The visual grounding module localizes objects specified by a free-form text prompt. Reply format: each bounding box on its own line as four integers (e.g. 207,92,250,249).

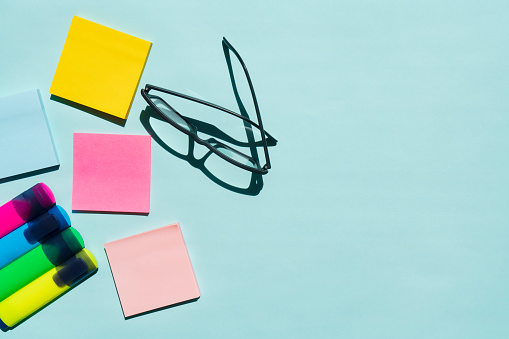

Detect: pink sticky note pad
72,133,151,214
104,223,200,317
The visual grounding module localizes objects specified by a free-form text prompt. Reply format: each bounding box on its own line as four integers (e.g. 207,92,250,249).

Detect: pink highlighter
0,183,55,239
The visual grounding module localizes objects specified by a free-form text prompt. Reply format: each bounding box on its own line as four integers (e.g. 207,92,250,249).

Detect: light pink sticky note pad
104,223,200,317
72,133,151,213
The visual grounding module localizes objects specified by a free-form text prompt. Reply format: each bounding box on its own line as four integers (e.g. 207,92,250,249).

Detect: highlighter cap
43,227,85,266
32,183,55,209
23,206,71,244
53,249,98,287
12,183,56,222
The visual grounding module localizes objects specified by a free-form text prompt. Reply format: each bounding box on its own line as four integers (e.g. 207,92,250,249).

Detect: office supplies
49,16,152,120
0,183,55,239
0,90,59,182
0,227,84,301
72,133,151,214
0,248,98,330
0,205,71,269
105,223,200,318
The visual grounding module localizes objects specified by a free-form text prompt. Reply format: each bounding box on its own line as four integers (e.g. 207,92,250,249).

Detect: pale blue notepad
0,90,59,181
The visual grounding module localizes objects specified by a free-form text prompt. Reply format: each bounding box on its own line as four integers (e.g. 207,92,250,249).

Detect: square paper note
0,90,59,181
105,224,200,317
72,133,151,213
50,16,151,119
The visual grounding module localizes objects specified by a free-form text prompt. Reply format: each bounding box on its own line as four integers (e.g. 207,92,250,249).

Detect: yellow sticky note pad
50,16,152,119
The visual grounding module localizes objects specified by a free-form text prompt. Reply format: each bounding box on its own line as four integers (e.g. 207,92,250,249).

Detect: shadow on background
50,95,126,127
126,298,199,320
0,165,60,185
140,106,264,196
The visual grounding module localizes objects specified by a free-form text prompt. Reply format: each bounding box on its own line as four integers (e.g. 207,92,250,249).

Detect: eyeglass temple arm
221,37,273,170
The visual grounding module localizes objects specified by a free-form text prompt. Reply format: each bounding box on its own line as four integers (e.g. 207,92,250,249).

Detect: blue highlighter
0,206,71,269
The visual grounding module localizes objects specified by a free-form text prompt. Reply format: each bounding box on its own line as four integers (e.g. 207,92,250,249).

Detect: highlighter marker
0,183,55,239
0,205,71,269
0,248,98,330
0,227,84,301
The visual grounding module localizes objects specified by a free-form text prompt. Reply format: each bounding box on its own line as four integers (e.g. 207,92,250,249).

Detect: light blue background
1,1,509,338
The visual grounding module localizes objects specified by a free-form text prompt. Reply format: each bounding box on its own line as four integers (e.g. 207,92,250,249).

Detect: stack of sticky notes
72,132,152,214
50,16,152,120
105,223,200,318
0,183,98,330
0,90,59,183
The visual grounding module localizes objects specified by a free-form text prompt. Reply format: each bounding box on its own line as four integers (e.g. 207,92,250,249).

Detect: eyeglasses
141,37,277,175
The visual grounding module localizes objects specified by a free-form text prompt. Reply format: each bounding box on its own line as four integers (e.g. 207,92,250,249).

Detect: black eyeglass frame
140,38,276,175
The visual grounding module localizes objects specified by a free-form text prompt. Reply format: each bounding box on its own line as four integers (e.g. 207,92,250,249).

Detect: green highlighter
0,227,84,301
